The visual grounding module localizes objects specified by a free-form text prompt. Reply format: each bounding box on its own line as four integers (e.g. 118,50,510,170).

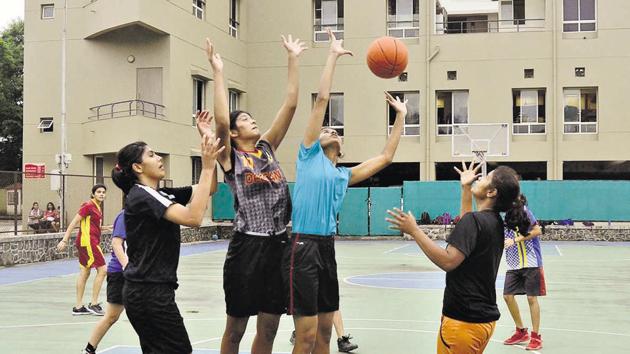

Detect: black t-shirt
442,210,505,323
123,184,193,288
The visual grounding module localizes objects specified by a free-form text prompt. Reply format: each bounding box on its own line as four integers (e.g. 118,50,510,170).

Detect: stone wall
2,224,629,266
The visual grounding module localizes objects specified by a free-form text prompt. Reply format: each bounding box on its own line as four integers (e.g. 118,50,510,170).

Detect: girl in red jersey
57,184,108,316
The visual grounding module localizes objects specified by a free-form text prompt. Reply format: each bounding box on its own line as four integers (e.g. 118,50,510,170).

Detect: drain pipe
425,43,440,181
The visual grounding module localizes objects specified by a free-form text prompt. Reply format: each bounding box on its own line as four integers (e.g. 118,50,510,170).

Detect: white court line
555,244,563,256
0,320,99,329
0,273,76,287
384,244,411,254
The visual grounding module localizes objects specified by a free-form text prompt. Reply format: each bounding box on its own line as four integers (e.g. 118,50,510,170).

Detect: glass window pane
406,29,420,37
501,1,513,21
322,0,338,25
531,124,546,134
407,92,420,125
330,95,344,126
581,91,597,122
563,23,579,32
388,0,396,16
405,126,420,136
564,92,580,122
438,126,452,135
521,90,538,123
580,0,595,20
514,0,525,21
582,124,597,133
564,124,579,133
580,23,596,31
389,29,404,37
436,92,452,125
397,0,413,22
563,0,578,21
453,91,468,124
514,125,529,134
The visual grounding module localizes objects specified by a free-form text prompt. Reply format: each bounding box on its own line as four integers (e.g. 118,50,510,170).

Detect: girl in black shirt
111,112,223,354
387,161,530,354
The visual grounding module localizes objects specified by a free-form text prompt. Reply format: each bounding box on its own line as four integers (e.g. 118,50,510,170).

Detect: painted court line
384,244,411,254
555,244,563,256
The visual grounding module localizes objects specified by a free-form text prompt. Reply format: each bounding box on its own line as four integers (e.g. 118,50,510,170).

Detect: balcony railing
89,100,165,120
435,18,545,34
387,20,420,38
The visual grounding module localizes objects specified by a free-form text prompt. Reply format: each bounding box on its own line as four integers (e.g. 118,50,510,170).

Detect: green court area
1,240,629,353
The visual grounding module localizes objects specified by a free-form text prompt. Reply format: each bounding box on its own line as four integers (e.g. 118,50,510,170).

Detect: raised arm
303,30,353,148
164,133,224,227
386,208,466,272
205,39,231,171
454,159,481,216
261,35,308,150
349,92,407,186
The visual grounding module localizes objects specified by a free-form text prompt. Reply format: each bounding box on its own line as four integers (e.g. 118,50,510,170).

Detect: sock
85,343,96,353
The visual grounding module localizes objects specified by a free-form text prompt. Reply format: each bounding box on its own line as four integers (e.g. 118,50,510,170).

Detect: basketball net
473,150,488,177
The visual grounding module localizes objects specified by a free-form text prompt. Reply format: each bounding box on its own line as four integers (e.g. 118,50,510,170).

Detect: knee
527,296,538,305
297,330,317,349
317,325,333,344
106,313,121,325
226,326,247,344
259,322,279,343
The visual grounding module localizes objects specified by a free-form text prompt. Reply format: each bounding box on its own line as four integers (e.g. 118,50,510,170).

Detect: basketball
366,36,409,79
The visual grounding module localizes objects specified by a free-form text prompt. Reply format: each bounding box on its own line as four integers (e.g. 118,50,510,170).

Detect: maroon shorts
503,267,547,296
76,242,106,269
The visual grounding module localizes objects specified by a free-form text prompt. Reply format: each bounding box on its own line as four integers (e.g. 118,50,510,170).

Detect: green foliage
0,19,24,171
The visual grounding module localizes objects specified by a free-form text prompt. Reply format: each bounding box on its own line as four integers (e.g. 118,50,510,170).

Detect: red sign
24,163,46,178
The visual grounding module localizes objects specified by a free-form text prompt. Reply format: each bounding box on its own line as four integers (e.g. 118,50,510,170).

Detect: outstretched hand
386,208,419,235
454,158,482,187
385,92,408,116
282,34,308,57
200,132,225,168
205,38,223,72
195,110,214,138
327,29,353,57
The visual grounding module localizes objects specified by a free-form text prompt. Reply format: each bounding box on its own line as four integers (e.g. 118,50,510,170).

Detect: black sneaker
72,306,91,316
337,335,358,353
289,330,296,345
87,303,104,316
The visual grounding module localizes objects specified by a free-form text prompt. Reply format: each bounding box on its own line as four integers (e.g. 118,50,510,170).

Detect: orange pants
437,315,496,354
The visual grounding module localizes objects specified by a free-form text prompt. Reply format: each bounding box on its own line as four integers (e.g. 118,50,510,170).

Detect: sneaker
526,332,543,350
337,334,358,353
504,327,530,345
289,330,296,345
72,306,91,316
87,303,104,316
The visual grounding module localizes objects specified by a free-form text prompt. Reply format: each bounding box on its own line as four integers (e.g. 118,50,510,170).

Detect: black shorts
106,272,124,305
223,231,288,317
283,233,339,317
503,267,547,296
123,282,192,354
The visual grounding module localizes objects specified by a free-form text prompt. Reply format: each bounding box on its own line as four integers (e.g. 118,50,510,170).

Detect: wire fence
0,171,171,236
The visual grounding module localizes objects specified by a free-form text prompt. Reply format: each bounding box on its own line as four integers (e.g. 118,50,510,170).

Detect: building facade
23,0,630,221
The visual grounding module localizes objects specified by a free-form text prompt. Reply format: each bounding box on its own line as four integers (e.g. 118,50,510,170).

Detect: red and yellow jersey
73,200,103,248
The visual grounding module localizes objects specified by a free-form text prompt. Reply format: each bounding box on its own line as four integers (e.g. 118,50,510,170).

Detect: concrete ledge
2,223,630,266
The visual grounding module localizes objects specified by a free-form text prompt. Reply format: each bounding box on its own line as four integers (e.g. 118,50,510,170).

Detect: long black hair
490,166,531,235
111,141,147,195
229,110,253,148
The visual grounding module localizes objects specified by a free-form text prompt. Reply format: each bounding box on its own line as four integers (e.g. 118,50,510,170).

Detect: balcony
435,18,545,34
89,100,165,121
83,0,169,39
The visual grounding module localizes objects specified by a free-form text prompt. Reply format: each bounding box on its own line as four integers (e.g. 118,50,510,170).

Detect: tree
0,19,24,171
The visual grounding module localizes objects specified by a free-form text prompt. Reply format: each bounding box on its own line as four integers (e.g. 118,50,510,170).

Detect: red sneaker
527,332,543,350
504,327,530,345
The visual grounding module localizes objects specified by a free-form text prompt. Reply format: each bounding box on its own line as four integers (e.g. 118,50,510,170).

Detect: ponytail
505,195,531,235
490,166,530,233
112,141,147,195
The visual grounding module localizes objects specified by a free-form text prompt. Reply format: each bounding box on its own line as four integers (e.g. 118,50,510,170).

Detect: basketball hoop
452,124,510,176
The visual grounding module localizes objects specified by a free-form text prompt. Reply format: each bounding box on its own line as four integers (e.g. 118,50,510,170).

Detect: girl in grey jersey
204,35,307,354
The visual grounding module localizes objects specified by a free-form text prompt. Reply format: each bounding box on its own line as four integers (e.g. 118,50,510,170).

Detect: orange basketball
366,36,408,79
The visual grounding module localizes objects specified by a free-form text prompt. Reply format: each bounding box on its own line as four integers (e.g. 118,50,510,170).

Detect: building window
192,0,205,20
38,118,54,133
436,91,468,135
500,0,526,25
447,71,457,80
229,0,240,38
563,0,596,32
564,88,597,134
41,4,54,19
388,91,420,136
387,0,419,38
94,157,104,184
512,89,546,135
314,0,344,42
524,68,534,78
575,67,585,77
313,93,344,136
192,157,202,184
192,78,206,125
229,89,241,112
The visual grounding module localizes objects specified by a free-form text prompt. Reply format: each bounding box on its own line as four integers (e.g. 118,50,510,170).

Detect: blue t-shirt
107,210,127,273
291,140,351,236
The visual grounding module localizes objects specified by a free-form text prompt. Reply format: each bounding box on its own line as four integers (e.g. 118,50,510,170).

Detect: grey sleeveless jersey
224,140,291,235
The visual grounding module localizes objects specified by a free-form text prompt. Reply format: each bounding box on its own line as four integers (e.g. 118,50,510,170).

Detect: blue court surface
2,240,630,354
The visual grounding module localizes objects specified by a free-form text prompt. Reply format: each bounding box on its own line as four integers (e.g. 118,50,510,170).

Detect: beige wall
24,0,630,200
